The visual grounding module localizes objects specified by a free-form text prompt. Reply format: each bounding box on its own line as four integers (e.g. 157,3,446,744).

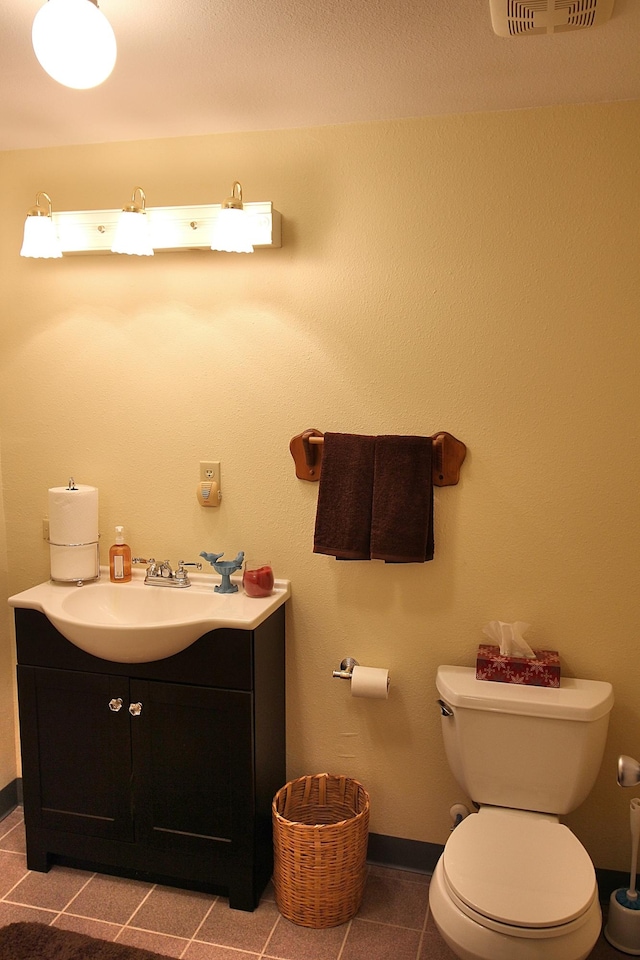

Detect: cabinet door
18,666,134,842
130,680,253,861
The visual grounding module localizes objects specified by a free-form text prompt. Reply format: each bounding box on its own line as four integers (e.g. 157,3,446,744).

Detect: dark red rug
0,923,173,960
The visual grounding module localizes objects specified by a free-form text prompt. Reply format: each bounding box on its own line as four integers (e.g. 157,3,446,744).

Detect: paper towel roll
48,483,99,581
49,544,99,582
350,665,389,699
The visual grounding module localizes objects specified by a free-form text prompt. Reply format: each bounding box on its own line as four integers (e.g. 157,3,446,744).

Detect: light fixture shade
210,182,255,253
111,187,154,256
32,0,117,90
20,193,63,259
111,211,154,256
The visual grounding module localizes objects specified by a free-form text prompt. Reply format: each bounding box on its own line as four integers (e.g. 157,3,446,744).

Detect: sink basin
9,567,290,663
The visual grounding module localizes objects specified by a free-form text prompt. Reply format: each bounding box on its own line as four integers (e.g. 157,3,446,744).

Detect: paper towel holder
49,479,100,584
47,537,100,585
332,657,359,680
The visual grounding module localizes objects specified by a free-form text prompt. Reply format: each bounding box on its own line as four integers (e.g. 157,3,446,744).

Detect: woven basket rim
274,773,367,788
272,773,370,827
272,808,368,829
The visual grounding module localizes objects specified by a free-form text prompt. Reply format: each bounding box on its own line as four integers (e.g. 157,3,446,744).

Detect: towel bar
289,429,466,486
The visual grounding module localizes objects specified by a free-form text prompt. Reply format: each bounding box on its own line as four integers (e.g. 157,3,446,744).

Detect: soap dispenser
109,525,132,583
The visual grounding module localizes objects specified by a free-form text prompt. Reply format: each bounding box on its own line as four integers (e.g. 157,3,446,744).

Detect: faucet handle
132,557,159,577
174,560,203,585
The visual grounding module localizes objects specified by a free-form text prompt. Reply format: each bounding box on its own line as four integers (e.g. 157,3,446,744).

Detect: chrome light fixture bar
49,199,281,255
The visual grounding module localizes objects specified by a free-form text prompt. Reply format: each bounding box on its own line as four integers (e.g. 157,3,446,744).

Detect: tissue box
475,645,561,688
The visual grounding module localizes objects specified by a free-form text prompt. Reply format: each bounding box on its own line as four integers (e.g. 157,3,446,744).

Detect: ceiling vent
489,0,615,36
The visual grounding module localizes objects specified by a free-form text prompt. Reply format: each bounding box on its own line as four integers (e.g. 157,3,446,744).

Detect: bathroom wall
0,441,16,798
0,100,639,871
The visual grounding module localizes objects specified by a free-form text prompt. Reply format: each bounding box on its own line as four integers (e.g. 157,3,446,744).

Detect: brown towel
370,435,434,562
313,433,434,563
313,433,376,559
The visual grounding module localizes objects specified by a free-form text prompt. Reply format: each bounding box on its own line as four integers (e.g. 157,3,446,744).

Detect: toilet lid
442,810,596,928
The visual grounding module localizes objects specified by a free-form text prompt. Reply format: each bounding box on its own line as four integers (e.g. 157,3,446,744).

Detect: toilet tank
436,665,614,815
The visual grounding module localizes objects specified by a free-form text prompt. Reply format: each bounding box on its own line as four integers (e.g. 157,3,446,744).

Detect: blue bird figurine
199,550,245,593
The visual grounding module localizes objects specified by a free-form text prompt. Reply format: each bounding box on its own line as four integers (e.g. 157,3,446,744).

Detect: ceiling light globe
32,0,117,90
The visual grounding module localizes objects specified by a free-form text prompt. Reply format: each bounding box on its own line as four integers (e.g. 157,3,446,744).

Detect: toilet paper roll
350,665,390,699
48,483,99,581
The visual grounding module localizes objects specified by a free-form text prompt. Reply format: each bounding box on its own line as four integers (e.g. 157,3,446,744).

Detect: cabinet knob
108,698,123,712
129,702,143,716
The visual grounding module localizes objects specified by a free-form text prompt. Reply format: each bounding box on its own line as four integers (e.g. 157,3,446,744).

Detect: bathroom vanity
14,603,286,911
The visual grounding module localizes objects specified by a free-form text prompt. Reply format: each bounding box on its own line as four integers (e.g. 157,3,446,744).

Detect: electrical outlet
43,518,50,541
199,461,220,485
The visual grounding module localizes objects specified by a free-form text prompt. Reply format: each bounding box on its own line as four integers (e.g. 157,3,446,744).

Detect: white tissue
482,620,535,658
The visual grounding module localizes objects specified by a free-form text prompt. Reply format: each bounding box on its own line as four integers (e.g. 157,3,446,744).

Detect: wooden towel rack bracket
289,429,466,486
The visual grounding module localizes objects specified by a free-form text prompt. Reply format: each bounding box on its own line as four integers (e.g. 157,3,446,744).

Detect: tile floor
0,807,628,960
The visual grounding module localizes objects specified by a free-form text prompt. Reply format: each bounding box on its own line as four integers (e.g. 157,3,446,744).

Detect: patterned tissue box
475,644,561,688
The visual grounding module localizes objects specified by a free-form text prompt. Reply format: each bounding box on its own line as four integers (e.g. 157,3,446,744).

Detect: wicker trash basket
272,773,370,928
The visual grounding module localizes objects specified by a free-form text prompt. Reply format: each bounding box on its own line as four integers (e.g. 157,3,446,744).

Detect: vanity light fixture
20,192,63,259
20,187,281,257
111,187,154,256
32,0,117,90
210,181,254,254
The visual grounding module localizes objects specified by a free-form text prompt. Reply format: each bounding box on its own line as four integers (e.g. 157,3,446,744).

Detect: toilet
429,665,614,960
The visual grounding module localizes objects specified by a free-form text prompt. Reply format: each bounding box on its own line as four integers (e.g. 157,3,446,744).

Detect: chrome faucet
132,557,202,587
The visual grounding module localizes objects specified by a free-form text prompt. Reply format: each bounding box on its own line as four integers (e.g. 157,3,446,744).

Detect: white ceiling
1,0,639,152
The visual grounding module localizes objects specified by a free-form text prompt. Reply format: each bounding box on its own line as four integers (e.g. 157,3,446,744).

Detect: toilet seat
442,807,597,934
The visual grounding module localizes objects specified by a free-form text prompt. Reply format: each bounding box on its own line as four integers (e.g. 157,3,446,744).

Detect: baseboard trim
367,830,627,904
0,778,21,820
596,867,629,902
367,833,441,875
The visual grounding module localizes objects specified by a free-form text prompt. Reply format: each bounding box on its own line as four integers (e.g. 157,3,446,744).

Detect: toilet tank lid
436,665,614,721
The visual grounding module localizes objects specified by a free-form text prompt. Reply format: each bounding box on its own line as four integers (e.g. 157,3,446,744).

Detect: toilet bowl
429,807,602,960
429,665,614,960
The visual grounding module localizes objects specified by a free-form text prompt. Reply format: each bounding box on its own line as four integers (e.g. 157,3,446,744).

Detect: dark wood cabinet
15,605,285,911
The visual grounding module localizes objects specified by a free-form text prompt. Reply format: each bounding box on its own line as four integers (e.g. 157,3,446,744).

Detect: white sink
9,567,290,663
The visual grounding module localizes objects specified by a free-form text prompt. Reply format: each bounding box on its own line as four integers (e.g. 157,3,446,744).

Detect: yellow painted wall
1,101,639,871
0,443,14,795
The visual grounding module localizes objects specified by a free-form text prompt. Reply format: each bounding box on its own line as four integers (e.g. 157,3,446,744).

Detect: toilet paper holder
333,657,359,680
332,658,391,698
